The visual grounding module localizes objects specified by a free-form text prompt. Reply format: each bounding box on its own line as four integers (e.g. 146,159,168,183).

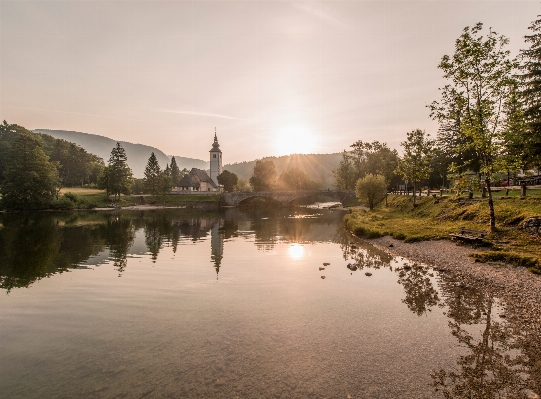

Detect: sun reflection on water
287,243,305,260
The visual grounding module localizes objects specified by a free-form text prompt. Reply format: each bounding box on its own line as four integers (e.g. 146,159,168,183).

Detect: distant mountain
34,130,209,178
224,153,342,189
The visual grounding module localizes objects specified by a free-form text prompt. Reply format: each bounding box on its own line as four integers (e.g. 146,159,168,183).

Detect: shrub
63,192,78,203
50,197,75,210
355,174,387,210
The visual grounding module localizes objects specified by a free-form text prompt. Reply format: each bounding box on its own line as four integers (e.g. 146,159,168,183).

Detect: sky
0,1,539,163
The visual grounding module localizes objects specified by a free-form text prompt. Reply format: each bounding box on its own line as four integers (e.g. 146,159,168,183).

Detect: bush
355,174,387,210
50,197,75,210
63,192,78,202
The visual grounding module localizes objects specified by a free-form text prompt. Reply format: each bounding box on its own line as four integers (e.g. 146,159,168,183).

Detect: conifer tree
144,152,161,197
108,143,133,201
520,14,541,169
170,156,181,186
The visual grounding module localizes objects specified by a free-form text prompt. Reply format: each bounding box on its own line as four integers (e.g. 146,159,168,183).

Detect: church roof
178,168,218,188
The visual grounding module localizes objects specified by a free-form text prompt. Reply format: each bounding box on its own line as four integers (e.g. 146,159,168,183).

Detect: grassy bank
345,194,541,272
56,188,221,209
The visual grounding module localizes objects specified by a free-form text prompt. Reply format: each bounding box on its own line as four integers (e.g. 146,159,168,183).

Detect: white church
176,132,223,193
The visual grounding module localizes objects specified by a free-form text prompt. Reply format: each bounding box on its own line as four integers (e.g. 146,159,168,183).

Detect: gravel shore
367,235,541,394
368,236,541,327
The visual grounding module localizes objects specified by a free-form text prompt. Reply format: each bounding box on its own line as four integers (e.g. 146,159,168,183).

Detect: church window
213,154,216,158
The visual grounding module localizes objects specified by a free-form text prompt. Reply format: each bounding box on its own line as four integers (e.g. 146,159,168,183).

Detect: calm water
0,207,537,398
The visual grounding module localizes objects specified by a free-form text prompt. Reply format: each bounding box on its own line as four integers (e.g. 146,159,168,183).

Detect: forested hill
34,129,208,178
224,153,342,189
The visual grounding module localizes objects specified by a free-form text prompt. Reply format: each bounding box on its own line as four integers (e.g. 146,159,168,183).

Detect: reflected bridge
222,190,356,207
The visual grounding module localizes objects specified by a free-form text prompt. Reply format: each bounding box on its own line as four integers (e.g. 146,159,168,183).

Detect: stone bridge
222,190,356,207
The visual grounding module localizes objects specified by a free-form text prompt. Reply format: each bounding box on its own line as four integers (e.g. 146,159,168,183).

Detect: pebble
319,267,325,271
323,262,330,266
365,272,372,276
321,276,325,279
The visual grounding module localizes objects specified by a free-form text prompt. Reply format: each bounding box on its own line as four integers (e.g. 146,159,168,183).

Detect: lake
0,207,536,398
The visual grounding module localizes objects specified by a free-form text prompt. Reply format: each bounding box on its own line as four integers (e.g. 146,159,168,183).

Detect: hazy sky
0,1,538,163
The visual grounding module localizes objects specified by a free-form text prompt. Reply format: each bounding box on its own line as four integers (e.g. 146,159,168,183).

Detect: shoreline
359,234,541,390
364,235,541,329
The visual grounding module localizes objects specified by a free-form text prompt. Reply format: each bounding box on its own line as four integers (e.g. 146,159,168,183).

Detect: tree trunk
412,182,417,206
486,179,496,232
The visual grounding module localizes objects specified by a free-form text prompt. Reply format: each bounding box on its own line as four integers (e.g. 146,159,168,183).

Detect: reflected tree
397,265,440,316
432,282,530,398
101,216,135,275
0,213,105,292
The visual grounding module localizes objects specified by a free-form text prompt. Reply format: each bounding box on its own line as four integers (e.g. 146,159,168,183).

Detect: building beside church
176,132,223,193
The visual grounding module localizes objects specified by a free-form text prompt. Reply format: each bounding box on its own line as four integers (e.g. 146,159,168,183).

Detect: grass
57,187,221,209
345,194,541,272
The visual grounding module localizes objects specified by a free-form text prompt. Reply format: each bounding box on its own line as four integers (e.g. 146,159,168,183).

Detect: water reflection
0,208,538,398
341,240,537,397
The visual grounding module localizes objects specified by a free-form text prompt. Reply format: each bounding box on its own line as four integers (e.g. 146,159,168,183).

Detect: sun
274,125,318,156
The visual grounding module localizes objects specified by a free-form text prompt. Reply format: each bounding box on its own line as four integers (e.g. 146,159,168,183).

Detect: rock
323,262,330,266
389,244,394,247
321,276,326,279
351,245,357,249
522,217,541,236
319,267,325,271
365,272,372,276
403,265,412,270
499,313,506,318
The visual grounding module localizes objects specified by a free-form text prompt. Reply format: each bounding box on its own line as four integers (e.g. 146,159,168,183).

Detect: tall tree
349,141,398,184
520,14,541,170
107,143,133,201
170,156,181,186
278,167,319,190
217,170,238,192
429,23,517,231
0,132,59,210
249,160,276,191
396,129,434,206
333,150,357,190
159,170,173,204
144,152,161,197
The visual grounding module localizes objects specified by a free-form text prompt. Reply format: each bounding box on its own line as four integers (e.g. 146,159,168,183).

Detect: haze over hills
34,129,209,178
224,153,342,189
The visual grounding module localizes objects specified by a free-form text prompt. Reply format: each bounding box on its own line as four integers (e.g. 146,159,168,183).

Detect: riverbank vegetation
340,15,541,237
50,187,221,210
345,195,541,272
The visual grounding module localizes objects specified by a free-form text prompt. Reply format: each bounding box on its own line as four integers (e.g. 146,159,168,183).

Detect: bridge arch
222,190,356,207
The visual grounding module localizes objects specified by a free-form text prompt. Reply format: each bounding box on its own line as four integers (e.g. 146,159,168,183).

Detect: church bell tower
209,128,222,185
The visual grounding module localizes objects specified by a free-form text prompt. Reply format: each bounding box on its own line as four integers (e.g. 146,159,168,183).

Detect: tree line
334,16,541,231
0,123,194,209
0,121,105,210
